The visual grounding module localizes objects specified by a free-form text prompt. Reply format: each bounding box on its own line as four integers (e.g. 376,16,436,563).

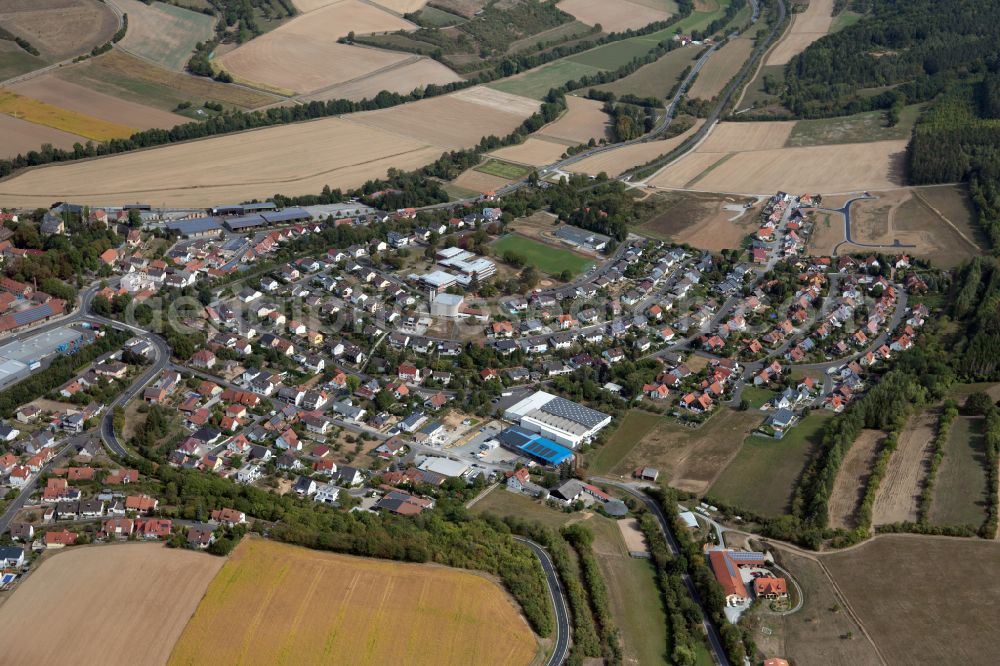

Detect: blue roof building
497,426,573,466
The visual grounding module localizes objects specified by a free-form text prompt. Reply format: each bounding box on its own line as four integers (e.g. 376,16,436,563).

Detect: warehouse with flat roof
497,426,573,466
504,391,611,448
166,217,223,238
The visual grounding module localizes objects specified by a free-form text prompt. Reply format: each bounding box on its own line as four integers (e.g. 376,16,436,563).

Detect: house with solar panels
496,426,574,467
503,391,612,449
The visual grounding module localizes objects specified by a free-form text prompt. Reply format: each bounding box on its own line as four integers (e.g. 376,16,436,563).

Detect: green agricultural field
492,234,594,276
830,10,864,33
709,411,832,516
416,6,466,27
488,59,604,99
589,410,662,475
786,104,923,146
119,0,217,71
674,0,732,35
567,38,659,70
929,416,990,527
474,159,533,180
0,42,46,81
508,20,594,53
593,47,698,99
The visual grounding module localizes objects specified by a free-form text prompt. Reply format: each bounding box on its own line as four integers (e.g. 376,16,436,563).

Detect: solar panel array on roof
539,396,609,428
261,208,310,224
166,217,223,235
497,427,532,448
12,303,54,326
728,551,766,562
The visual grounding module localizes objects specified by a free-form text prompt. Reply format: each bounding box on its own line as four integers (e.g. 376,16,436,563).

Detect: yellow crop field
169,538,539,666
0,90,137,142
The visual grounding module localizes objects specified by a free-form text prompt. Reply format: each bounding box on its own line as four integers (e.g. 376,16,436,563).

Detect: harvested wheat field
766,0,835,66
220,0,416,94
696,120,795,152
536,96,610,145
664,140,907,194
116,0,217,71
688,37,754,100
9,75,188,129
169,538,538,666
0,543,223,665
490,137,569,166
0,0,118,63
300,57,461,102
871,410,937,525
0,113,87,158
647,151,727,188
0,90,137,142
348,86,539,149
827,429,884,530
0,116,442,207
557,0,672,33
825,535,1000,666
452,168,514,194
371,0,429,12
569,120,703,176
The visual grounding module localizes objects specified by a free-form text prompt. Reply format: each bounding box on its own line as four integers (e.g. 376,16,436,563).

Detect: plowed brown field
871,410,937,525
766,0,835,66
827,429,884,529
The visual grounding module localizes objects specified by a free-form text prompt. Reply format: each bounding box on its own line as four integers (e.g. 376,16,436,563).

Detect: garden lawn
492,234,594,276
708,410,831,516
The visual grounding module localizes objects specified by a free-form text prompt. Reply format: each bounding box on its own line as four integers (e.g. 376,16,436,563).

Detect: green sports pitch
492,234,594,276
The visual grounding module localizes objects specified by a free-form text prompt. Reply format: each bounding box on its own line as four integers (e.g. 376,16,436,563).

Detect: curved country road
513,535,571,666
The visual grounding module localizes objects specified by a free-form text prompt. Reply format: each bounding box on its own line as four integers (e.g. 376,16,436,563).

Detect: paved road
825,194,917,253
513,535,570,666
591,478,732,666
0,437,87,534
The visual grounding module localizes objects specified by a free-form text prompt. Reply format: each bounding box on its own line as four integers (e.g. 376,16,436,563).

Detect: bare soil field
0,543,224,665
557,0,672,32
611,409,763,493
686,140,907,194
806,209,845,255
451,168,514,194
695,120,796,152
871,409,937,526
568,119,703,176
825,535,1000,666
9,75,189,130
490,136,569,166
0,0,118,62
0,113,87,158
299,57,461,102
348,86,538,149
688,37,754,100
116,0,217,71
765,0,834,66
647,151,728,189
617,518,649,554
748,549,880,666
170,538,538,665
536,96,610,145
827,429,884,530
55,50,280,111
219,0,417,94
0,115,442,207
639,191,760,251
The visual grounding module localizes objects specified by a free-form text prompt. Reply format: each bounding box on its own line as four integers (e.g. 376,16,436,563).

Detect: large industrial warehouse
503,391,612,449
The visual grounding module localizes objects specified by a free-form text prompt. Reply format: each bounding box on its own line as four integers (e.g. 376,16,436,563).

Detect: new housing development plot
825,536,1000,666
765,0,835,66
115,0,217,71
0,544,224,666
0,86,538,208
218,0,439,95
169,539,538,666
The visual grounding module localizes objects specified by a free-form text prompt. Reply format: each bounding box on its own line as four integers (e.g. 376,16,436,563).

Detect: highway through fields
513,535,570,666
